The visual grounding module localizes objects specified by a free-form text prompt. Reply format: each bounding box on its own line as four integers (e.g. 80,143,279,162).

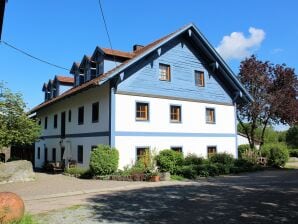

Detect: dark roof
30,23,253,113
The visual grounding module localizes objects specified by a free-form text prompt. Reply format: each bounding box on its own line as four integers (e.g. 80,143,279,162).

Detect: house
30,23,253,169
237,132,261,149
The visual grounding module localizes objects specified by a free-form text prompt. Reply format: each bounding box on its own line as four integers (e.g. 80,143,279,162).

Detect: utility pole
0,0,7,40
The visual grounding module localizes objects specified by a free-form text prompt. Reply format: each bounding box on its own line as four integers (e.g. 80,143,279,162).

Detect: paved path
1,170,298,223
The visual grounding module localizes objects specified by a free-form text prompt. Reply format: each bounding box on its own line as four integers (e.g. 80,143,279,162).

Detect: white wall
114,93,237,168
35,83,110,168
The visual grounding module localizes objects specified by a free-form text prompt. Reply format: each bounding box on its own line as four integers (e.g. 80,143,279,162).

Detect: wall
35,82,110,168
117,38,233,105
114,93,236,168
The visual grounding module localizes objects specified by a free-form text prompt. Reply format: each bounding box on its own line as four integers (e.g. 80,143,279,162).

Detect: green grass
9,214,38,224
170,175,185,181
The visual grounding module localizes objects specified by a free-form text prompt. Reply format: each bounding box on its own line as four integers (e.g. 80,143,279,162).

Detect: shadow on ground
87,170,298,224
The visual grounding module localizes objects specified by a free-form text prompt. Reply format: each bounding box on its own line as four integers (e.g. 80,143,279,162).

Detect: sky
0,0,297,121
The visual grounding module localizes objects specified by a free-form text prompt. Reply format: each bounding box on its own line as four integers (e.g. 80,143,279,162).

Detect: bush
197,163,219,177
184,154,204,166
209,153,235,166
177,165,197,179
215,163,231,175
89,145,119,176
289,148,298,157
238,144,251,158
155,149,184,174
261,143,289,167
64,167,90,177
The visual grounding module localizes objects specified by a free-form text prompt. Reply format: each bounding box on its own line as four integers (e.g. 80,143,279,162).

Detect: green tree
237,55,298,149
0,82,40,147
286,125,298,148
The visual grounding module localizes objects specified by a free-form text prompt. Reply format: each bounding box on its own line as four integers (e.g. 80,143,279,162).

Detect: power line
0,40,70,71
98,0,117,66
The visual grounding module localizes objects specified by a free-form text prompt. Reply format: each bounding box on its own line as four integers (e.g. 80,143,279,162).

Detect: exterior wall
104,60,120,73
35,83,110,168
117,38,232,105
113,93,237,168
237,134,260,149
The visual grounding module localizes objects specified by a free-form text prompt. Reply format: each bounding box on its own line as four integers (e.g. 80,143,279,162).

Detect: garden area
63,140,294,182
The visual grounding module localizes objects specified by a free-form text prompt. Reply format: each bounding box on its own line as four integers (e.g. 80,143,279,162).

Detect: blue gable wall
117,38,233,105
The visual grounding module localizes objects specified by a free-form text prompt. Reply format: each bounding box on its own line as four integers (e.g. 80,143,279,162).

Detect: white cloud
271,48,284,54
216,27,265,61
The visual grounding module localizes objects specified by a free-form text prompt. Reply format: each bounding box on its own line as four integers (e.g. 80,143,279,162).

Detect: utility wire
98,0,117,67
0,40,70,71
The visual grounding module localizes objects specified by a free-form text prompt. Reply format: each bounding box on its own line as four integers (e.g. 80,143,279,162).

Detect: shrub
64,167,90,178
238,144,251,158
261,143,289,167
289,148,298,157
89,144,119,176
155,149,184,174
209,153,235,166
178,165,197,179
197,163,219,177
184,154,204,166
215,163,231,175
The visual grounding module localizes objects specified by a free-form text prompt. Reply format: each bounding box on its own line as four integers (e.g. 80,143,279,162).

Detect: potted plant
148,171,160,182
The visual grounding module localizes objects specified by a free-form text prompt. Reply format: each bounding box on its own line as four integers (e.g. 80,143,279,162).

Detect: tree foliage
237,55,298,149
286,125,298,148
0,82,40,148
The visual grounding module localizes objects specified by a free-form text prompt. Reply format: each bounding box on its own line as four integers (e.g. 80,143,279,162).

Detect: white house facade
30,23,252,169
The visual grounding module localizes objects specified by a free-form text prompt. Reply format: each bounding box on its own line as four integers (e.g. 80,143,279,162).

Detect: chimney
133,44,144,52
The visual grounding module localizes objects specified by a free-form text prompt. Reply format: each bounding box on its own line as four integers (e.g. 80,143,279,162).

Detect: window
136,102,149,121
54,114,58,128
170,105,181,123
78,106,84,125
92,102,99,123
37,147,40,159
206,108,215,124
68,110,71,122
91,145,97,151
207,146,217,158
195,70,205,87
77,145,83,163
38,119,41,125
61,147,65,160
52,148,56,162
159,63,171,81
44,147,48,162
136,147,149,161
171,147,183,153
44,117,48,129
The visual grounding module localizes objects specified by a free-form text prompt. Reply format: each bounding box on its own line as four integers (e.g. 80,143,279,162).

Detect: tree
0,82,40,148
237,55,298,149
286,126,298,148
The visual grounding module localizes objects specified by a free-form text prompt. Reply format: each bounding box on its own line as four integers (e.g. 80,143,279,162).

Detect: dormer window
96,61,104,77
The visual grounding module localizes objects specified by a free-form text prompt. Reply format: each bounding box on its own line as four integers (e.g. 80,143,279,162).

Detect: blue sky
0,0,297,116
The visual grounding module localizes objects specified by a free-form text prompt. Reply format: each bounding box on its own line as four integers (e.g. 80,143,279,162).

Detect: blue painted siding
104,60,120,73
117,39,233,104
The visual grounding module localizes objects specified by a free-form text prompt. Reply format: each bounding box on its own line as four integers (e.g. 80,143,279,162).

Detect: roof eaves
191,24,253,103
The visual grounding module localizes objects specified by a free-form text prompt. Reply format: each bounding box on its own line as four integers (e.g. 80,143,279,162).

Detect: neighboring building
30,23,252,169
237,132,261,149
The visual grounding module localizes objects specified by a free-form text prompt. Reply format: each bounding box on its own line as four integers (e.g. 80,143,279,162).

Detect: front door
61,111,66,138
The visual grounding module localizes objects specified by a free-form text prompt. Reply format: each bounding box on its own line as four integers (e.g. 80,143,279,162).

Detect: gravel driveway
28,169,298,224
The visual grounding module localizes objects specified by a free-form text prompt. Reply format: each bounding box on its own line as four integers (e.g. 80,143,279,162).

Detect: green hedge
289,148,298,157
261,143,289,167
155,149,184,174
89,145,119,176
184,154,204,166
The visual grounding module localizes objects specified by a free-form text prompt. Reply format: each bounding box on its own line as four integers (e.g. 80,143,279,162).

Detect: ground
0,169,298,223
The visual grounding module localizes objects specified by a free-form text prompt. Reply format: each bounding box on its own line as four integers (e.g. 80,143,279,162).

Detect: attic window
195,70,205,87
159,63,171,81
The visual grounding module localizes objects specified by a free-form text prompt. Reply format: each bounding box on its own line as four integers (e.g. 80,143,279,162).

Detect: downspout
233,91,242,159
109,86,116,147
